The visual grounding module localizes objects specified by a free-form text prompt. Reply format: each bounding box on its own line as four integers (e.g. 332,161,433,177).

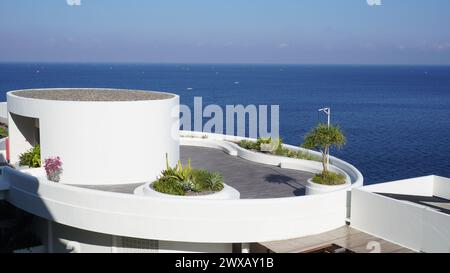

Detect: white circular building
0,88,365,253
7,88,179,185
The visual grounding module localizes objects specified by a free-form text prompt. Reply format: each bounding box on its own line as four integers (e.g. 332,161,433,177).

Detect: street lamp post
318,107,331,128
318,107,331,166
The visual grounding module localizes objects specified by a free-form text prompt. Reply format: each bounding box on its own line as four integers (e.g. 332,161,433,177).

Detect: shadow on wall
2,167,115,253
0,154,6,165
10,113,40,147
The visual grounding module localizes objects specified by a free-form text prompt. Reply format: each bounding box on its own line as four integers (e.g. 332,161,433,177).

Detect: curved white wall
0,130,362,244
4,167,348,244
7,89,179,185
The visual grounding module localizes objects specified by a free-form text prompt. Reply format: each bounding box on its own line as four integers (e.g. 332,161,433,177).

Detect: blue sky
1,0,450,64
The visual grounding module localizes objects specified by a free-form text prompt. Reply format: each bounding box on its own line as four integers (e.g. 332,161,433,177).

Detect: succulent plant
154,153,224,195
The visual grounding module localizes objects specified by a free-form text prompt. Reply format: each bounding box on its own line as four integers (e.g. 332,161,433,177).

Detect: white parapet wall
350,176,450,253
4,166,349,244
6,88,179,185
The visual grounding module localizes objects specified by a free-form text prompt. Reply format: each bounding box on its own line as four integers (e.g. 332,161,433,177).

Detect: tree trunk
322,146,329,174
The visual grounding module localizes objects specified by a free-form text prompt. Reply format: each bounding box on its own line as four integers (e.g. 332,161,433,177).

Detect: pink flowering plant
44,156,63,182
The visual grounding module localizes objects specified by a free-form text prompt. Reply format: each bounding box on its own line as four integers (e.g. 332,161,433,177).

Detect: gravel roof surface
12,89,174,101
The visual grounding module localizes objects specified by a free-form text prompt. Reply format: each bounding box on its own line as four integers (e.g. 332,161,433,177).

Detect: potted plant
151,154,224,196
302,123,347,185
44,156,63,182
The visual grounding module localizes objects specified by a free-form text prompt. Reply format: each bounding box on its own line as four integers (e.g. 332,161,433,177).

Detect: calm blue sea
1,63,449,185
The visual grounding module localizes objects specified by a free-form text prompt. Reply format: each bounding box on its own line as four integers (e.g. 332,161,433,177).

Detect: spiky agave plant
206,172,224,191
161,153,178,177
161,153,194,190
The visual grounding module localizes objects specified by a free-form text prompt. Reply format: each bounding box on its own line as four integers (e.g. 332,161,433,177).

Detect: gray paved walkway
180,146,311,198
73,145,314,199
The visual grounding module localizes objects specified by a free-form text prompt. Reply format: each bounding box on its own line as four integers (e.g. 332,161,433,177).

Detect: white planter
305,177,352,195
134,182,240,200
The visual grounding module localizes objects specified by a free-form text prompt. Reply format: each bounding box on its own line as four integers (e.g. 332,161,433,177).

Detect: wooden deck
254,226,415,253
73,145,314,199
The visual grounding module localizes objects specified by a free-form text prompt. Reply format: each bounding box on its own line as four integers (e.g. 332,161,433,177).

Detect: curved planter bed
305,178,352,195
181,136,345,175
134,182,240,200
179,130,364,191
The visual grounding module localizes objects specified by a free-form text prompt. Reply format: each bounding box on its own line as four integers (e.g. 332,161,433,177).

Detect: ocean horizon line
1,61,450,67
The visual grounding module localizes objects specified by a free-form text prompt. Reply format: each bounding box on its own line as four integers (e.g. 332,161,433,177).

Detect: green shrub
19,145,41,168
239,137,275,152
294,150,320,161
256,137,272,146
272,138,284,154
206,172,224,191
238,140,260,150
238,137,319,162
0,127,7,138
153,154,224,196
189,169,210,191
153,176,185,195
311,171,346,185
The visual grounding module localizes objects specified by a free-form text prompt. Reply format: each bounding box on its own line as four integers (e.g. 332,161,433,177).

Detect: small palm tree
302,124,346,174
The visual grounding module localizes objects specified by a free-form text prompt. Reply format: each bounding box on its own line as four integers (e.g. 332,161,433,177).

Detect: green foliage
238,137,276,152
302,124,346,151
206,172,224,191
0,127,7,138
153,154,224,196
239,137,319,161
162,155,193,183
238,140,260,150
302,123,346,173
295,150,320,161
256,137,272,146
271,138,283,154
311,171,346,185
19,145,41,168
153,176,185,196
275,147,320,161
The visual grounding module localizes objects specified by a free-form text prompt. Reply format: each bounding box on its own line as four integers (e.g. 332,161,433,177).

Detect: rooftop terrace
74,145,314,199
